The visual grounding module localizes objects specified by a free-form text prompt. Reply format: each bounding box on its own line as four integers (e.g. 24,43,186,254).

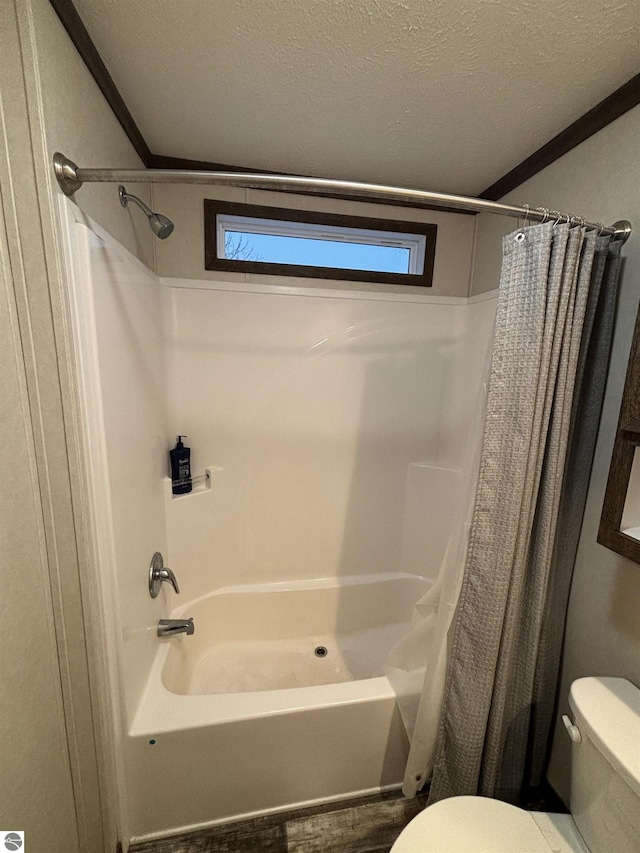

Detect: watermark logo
3,832,24,851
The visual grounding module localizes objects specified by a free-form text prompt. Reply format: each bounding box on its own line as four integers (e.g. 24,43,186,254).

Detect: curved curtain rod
53,152,632,242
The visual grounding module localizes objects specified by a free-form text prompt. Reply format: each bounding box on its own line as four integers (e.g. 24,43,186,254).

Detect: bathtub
126,572,430,842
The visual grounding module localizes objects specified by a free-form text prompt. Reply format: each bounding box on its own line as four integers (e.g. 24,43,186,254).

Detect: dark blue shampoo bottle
170,435,192,494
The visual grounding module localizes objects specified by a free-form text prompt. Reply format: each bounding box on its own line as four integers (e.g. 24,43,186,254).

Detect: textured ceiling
72,0,639,196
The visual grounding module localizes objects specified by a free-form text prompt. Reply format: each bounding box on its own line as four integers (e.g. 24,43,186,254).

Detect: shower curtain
389,220,621,803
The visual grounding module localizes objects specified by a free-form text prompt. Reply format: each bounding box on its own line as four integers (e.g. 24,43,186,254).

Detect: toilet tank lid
569,677,640,797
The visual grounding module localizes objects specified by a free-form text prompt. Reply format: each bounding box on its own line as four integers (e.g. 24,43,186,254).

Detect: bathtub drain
314,646,328,658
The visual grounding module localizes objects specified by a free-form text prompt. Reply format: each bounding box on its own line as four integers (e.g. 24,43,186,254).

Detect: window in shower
204,200,437,286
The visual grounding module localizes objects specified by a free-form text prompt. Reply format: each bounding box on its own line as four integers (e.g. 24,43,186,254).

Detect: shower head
119,185,174,239
148,212,174,239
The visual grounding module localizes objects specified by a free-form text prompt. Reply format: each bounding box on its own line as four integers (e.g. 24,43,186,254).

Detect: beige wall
0,114,80,853
0,0,166,849
472,105,640,801
152,183,478,297
30,0,155,268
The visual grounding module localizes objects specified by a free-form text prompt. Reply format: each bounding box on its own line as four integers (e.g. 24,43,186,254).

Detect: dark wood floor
129,789,430,853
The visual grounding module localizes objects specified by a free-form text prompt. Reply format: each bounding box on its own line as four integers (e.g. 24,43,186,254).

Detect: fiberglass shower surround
62,197,492,837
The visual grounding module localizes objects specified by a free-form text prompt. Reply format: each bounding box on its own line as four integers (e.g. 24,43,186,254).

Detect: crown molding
480,73,640,200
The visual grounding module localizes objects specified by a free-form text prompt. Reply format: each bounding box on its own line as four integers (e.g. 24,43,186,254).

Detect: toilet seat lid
391,796,552,853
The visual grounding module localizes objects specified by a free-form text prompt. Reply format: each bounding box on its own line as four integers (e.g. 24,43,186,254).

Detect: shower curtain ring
551,210,563,226
536,207,550,223
522,204,530,227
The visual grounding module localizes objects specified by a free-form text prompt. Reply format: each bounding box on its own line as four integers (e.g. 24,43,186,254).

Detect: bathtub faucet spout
157,617,195,638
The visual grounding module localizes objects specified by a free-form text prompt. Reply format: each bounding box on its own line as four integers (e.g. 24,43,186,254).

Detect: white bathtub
127,573,429,841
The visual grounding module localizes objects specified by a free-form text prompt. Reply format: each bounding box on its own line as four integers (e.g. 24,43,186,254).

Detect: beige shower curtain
389,219,622,803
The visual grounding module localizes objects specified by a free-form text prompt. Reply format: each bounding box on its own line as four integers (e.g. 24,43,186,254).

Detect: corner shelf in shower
163,466,223,500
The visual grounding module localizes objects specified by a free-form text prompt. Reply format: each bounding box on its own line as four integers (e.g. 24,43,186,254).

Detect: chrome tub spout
157,617,195,638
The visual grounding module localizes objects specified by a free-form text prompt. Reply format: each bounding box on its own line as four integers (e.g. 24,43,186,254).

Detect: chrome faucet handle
149,551,180,598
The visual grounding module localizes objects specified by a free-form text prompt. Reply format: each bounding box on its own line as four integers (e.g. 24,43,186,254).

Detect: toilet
391,677,640,853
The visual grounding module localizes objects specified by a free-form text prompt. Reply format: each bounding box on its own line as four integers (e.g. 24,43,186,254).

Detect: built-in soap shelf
175,472,209,489
163,466,223,500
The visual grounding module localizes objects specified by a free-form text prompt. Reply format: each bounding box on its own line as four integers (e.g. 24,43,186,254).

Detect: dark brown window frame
204,200,437,287
598,304,640,563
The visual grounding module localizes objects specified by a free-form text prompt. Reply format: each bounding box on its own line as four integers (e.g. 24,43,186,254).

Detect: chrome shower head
148,213,174,239
119,185,174,239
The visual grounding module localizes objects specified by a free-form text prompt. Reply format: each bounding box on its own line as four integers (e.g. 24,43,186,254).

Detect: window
204,200,437,286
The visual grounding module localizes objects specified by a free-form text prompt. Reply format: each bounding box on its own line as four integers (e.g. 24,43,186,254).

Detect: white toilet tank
568,677,640,853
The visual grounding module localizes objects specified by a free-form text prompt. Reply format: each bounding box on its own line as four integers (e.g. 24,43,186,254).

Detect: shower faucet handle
149,551,181,598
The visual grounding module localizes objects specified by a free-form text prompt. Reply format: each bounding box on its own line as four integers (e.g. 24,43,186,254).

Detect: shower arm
119,185,154,217
53,152,632,242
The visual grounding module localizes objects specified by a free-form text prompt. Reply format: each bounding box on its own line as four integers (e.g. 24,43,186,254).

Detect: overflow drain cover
314,646,328,658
